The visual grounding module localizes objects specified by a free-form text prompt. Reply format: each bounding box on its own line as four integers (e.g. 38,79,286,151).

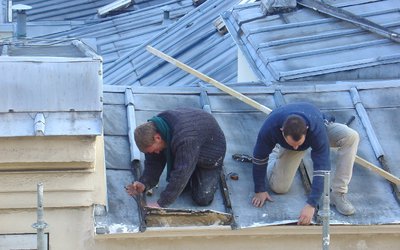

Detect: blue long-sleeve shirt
253,102,330,207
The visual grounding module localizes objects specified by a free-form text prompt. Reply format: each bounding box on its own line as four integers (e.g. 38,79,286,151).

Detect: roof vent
260,0,296,15
193,0,206,7
97,0,131,17
12,4,32,39
161,7,173,25
213,17,227,35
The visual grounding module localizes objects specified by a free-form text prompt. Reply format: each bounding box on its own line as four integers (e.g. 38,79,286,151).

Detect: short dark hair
134,122,157,152
282,115,307,141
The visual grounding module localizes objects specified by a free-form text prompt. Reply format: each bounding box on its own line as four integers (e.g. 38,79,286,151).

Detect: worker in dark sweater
252,102,359,225
126,108,226,208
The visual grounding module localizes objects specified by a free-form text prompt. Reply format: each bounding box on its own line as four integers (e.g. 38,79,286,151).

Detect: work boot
330,192,355,216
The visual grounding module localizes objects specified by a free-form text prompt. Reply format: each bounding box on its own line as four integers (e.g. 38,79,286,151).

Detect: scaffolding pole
32,183,48,250
321,171,331,250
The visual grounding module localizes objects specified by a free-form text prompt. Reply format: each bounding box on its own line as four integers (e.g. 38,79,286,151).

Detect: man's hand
146,202,161,208
252,191,273,207
125,181,145,196
297,204,315,225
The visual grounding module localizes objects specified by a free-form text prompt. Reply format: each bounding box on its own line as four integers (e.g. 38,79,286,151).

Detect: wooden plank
146,46,272,114
355,156,400,185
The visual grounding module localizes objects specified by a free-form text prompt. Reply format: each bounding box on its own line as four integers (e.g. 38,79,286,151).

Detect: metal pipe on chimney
162,7,172,25
12,4,32,39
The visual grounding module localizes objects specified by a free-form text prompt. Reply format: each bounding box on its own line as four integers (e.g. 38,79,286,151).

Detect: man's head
134,122,166,154
280,115,308,150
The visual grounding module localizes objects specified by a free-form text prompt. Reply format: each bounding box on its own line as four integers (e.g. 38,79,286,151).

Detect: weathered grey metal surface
12,0,116,21
102,81,400,232
102,87,229,233
222,0,400,82
3,0,399,234
132,0,193,11
104,169,140,233
104,0,240,87
7,43,85,57
0,0,4,23
22,21,83,38
0,23,13,38
0,41,102,112
0,39,103,136
0,112,103,137
41,0,196,71
298,0,400,43
12,0,190,21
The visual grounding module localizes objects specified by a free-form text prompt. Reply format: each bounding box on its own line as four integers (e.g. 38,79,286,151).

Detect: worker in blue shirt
252,102,359,225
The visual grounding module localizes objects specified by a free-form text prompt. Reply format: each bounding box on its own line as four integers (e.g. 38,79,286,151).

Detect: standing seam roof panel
104,0,241,86
222,0,400,82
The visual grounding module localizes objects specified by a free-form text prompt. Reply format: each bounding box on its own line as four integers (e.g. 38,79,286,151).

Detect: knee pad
194,196,213,206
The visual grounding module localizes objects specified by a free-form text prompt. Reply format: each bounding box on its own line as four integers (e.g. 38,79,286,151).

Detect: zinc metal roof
221,0,400,82
104,0,241,86
12,0,191,21
2,0,399,235
0,39,103,137
100,80,400,233
41,0,196,71
13,0,116,21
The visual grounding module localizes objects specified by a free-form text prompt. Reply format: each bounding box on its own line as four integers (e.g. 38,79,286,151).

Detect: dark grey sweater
139,108,226,207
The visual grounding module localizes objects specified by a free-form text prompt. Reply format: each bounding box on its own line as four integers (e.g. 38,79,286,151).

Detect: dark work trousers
190,164,222,206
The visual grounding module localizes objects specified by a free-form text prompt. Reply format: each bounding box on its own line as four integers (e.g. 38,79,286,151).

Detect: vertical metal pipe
350,87,384,158
16,9,27,38
37,183,45,249
321,171,330,250
32,183,48,250
125,88,140,162
125,89,147,232
7,0,13,23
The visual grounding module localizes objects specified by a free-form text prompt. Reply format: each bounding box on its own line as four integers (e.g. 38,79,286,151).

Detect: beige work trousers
268,122,360,194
